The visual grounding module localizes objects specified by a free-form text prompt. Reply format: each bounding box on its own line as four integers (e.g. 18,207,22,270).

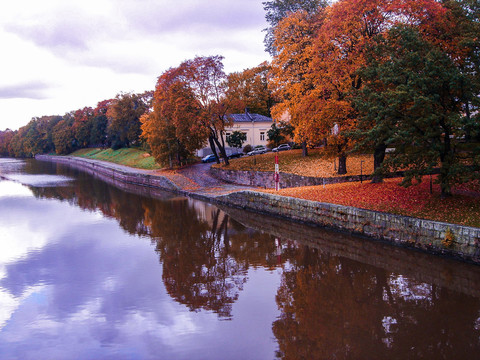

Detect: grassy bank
71,148,161,170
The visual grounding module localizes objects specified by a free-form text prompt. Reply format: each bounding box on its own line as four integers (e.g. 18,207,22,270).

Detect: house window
260,132,265,141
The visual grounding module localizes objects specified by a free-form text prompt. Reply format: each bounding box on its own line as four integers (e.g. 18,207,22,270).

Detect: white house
224,109,273,148
197,109,273,157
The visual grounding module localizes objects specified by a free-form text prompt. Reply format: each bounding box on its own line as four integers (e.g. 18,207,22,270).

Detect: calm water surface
0,158,480,359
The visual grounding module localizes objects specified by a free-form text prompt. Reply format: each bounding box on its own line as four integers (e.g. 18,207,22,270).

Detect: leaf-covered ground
264,176,480,228
214,148,374,177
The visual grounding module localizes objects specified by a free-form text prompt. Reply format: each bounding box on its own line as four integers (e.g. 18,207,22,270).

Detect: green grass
71,148,161,170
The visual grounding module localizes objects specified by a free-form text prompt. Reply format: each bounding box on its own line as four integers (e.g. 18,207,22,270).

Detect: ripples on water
0,158,479,359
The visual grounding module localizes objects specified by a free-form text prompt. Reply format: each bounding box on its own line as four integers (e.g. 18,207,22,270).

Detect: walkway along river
36,155,480,264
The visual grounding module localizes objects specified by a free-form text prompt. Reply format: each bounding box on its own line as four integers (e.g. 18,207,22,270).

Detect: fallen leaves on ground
215,148,374,177
263,176,480,228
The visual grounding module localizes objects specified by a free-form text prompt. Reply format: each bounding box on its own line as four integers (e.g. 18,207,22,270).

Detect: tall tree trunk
371,142,387,183
338,154,347,175
439,161,452,197
209,136,221,164
213,135,229,166
301,141,308,157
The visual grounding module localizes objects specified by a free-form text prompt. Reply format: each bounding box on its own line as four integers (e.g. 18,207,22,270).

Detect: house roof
228,111,273,123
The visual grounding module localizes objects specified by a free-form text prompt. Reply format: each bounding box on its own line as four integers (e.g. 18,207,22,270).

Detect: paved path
155,162,254,196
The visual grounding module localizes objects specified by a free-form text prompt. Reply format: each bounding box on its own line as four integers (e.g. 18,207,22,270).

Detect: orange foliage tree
141,66,208,167
225,61,274,117
270,9,324,157
142,55,233,166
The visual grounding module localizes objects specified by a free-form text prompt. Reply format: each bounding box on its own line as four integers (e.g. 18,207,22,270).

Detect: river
0,158,480,359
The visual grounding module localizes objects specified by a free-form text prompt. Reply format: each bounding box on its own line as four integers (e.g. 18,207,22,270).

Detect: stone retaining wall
211,167,369,189
216,190,480,263
35,155,179,191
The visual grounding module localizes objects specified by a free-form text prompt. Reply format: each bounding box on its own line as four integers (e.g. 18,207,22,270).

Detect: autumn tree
225,62,275,117
72,107,94,148
270,9,324,157
263,0,326,55
286,0,453,174
6,115,62,157
0,129,14,157
90,99,113,148
179,55,233,165
141,66,207,167
52,115,76,155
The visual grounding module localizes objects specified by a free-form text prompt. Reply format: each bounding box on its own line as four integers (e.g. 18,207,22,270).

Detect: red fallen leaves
265,176,480,227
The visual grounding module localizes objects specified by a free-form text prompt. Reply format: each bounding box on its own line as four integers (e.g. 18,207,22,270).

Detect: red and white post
274,153,280,191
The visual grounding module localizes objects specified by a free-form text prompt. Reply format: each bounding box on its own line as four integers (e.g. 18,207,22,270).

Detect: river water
0,158,480,359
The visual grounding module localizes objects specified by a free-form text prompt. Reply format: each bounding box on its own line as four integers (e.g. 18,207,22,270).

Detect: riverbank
35,154,480,264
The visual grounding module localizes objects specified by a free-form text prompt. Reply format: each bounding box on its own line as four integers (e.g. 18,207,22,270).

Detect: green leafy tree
355,25,473,196
267,121,294,148
442,0,480,142
226,131,247,149
90,99,113,147
107,92,152,149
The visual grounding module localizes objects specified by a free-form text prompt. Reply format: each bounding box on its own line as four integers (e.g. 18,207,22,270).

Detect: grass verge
71,148,161,170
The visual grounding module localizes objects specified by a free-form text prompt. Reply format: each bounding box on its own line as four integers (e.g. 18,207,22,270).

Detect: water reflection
0,158,480,359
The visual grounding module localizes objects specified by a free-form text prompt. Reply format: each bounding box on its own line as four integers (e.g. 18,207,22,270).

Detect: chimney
245,107,253,121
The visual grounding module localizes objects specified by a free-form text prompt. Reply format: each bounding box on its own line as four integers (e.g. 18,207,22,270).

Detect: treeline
0,92,152,158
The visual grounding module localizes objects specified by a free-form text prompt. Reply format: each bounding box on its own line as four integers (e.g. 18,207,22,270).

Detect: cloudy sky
0,0,270,131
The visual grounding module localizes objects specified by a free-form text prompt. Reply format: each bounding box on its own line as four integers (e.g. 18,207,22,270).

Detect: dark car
228,152,243,159
272,144,291,152
201,154,217,163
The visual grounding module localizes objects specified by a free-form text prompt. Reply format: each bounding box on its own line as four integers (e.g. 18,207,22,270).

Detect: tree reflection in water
30,169,279,319
272,244,480,359
29,162,480,358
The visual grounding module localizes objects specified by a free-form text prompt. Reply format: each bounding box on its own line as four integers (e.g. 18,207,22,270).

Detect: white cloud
0,0,269,131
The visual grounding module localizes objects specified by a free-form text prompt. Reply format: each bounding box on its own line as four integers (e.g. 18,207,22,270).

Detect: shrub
243,144,253,153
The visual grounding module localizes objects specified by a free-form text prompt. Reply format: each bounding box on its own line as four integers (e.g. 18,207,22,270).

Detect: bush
243,144,253,153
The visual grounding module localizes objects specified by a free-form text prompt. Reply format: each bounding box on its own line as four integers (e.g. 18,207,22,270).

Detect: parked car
272,144,291,152
247,146,267,156
228,152,243,159
201,154,217,163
